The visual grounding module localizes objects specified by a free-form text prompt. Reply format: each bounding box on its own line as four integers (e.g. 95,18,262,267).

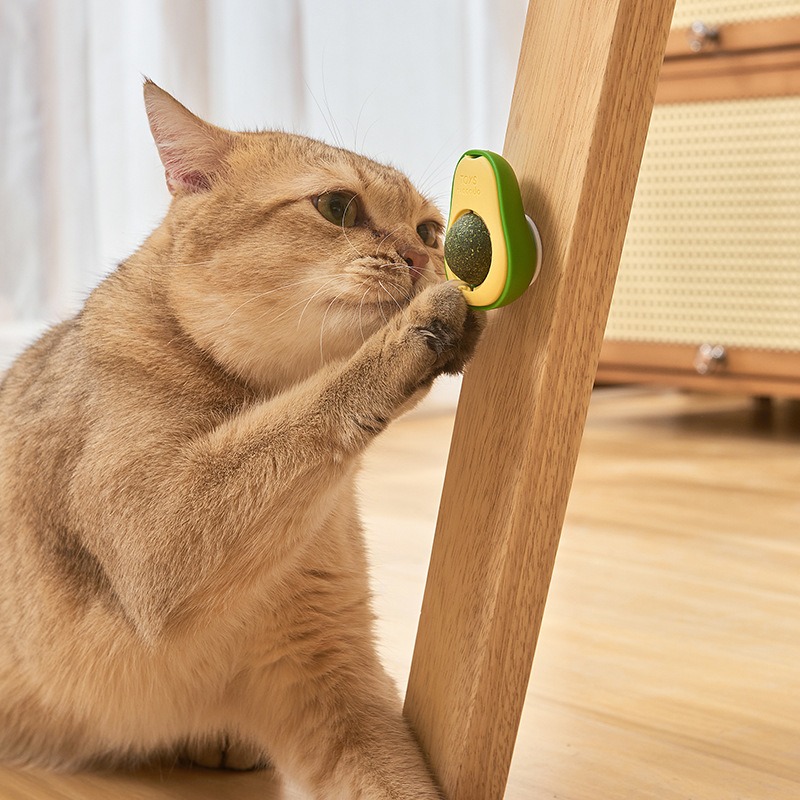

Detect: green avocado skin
444,150,539,310
443,212,492,287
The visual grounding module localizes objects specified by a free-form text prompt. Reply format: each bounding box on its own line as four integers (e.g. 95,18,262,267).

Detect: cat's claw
415,320,457,356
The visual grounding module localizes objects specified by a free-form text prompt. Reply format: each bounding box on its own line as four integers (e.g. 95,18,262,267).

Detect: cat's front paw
406,281,485,379
178,735,270,771
341,282,485,437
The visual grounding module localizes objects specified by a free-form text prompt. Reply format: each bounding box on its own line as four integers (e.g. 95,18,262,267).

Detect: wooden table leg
404,1,676,798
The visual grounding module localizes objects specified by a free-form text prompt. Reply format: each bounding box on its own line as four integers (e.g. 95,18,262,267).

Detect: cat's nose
400,247,429,282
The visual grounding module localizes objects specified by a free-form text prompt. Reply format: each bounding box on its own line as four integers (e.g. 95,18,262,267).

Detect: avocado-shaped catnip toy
444,150,541,310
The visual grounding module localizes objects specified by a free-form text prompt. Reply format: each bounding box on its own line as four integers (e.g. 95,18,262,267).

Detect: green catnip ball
444,212,492,287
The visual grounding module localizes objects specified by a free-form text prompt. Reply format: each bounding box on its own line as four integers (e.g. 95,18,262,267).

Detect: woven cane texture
672,0,800,27
607,95,800,351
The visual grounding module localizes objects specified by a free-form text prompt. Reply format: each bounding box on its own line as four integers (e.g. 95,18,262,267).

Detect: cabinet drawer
601,0,800,397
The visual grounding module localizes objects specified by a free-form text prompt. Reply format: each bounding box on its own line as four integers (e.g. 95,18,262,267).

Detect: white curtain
0,0,528,371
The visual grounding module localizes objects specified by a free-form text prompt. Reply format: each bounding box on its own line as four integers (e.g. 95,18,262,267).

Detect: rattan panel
607,95,800,351
673,0,800,27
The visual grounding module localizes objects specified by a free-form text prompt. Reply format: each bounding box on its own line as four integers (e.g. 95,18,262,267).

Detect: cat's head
143,80,445,390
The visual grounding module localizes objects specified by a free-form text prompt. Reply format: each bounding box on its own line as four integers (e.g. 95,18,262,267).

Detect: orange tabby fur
0,82,482,798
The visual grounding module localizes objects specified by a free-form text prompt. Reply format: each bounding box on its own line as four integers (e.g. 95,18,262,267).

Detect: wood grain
403,1,676,798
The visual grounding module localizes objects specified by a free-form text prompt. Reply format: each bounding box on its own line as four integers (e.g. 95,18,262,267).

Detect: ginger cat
0,81,483,798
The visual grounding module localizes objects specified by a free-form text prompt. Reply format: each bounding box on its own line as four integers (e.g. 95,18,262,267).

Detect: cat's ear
143,79,234,195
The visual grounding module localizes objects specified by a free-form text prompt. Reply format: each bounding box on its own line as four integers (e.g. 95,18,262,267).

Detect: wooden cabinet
597,2,800,397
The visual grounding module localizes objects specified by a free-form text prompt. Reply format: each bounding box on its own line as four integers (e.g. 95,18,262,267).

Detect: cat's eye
314,191,359,228
416,222,440,248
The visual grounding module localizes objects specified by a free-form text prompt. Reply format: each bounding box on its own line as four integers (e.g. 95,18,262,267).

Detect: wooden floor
2,387,798,799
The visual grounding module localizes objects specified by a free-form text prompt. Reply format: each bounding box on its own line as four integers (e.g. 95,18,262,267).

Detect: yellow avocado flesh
444,155,509,307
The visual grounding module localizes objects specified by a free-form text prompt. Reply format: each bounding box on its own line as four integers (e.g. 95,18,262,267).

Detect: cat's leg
239,660,441,800
226,554,445,799
196,280,483,459
71,281,483,639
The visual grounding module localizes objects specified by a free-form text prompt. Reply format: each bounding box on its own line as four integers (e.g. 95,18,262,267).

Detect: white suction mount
526,215,543,285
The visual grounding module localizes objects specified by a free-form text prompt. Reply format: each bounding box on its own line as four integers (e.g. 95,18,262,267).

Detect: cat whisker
357,285,371,345
224,276,339,326
415,123,479,198
416,141,459,194
376,290,388,327
319,286,352,365
320,66,345,149
350,264,418,309
245,274,334,296
358,118,380,155
388,279,413,307
349,263,415,308
380,263,419,292
304,80,343,149
297,276,343,329
417,161,462,200
247,276,340,330
352,87,379,152
378,280,408,323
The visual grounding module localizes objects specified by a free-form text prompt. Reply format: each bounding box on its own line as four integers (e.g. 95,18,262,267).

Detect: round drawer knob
687,20,720,52
694,343,727,375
